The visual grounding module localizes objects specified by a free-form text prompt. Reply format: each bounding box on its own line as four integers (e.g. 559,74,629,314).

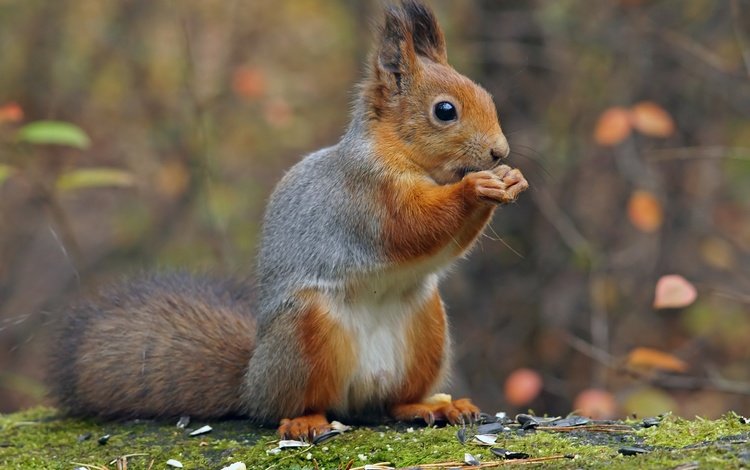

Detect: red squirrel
48,0,528,441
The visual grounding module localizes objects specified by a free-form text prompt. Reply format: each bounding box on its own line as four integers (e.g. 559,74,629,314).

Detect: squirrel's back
49,272,256,419
257,141,385,318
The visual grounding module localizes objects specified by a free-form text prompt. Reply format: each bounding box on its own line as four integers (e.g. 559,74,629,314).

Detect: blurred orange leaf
573,388,617,419
699,237,734,270
156,160,190,198
232,67,266,100
594,107,632,146
627,190,663,233
626,347,688,373
504,368,543,406
631,101,675,138
654,274,697,309
263,98,293,128
0,102,23,123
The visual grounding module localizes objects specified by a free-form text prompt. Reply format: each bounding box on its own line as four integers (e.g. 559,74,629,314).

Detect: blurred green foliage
16,121,91,149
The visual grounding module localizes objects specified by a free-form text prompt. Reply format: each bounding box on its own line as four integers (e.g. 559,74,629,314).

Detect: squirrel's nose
490,135,510,161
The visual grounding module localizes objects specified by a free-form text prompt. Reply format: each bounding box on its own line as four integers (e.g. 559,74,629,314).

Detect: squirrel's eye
434,101,457,122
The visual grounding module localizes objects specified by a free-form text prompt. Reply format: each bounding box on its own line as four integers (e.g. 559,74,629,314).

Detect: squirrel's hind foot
391,397,480,426
278,413,331,441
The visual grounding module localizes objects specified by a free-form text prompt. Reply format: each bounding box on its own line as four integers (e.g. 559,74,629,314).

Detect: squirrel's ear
402,0,447,64
375,4,420,92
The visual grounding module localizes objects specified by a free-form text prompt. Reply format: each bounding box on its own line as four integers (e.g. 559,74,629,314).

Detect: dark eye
434,101,457,122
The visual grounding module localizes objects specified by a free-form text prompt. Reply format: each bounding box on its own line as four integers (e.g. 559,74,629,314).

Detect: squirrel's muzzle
490,134,510,161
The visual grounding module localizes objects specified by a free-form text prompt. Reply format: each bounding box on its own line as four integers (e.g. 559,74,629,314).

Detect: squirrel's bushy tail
48,272,256,419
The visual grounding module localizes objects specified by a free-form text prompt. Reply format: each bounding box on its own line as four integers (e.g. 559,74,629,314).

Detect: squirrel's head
362,0,509,184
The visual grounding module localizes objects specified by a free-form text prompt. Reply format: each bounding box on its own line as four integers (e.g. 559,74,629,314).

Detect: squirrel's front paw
465,165,528,205
278,413,331,441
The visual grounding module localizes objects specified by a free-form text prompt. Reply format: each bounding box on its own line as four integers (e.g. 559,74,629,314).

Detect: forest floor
1,407,749,469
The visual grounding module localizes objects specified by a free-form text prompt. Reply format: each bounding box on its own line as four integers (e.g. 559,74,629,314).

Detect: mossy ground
1,407,748,469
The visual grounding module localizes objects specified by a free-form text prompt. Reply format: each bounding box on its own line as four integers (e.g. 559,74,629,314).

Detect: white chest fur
325,275,439,413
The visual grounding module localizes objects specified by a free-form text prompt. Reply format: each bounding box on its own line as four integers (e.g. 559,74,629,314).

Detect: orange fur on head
362,1,509,186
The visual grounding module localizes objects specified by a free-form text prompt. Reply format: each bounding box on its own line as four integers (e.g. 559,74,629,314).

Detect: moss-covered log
1,407,749,469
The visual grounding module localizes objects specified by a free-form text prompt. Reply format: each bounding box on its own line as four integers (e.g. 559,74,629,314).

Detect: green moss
0,408,748,469
640,413,748,448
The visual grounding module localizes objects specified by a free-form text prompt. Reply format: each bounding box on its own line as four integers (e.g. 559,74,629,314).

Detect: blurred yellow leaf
0,164,15,186
654,274,697,309
623,387,678,417
590,276,619,311
627,190,663,233
0,102,23,123
56,168,135,191
156,160,190,198
594,106,632,146
631,101,675,138
700,237,734,270
626,347,688,373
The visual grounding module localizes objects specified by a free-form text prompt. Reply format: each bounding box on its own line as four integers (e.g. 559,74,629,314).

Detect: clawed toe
391,398,481,427
278,414,331,441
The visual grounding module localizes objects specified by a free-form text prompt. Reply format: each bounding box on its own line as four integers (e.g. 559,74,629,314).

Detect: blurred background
1,0,749,420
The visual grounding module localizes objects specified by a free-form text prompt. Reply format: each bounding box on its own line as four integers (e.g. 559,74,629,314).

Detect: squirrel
47,0,528,441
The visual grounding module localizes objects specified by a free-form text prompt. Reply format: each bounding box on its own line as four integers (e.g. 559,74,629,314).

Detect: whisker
485,225,525,259
504,156,551,188
511,144,550,164
511,151,554,181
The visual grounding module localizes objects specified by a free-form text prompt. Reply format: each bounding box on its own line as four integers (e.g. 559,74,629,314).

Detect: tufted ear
363,1,445,118
402,0,447,64
376,4,420,93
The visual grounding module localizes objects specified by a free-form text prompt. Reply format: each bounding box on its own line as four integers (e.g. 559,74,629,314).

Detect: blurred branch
42,193,83,268
532,189,612,387
731,0,750,78
588,272,610,388
645,146,750,162
637,12,750,115
565,332,616,368
565,333,750,396
641,16,738,76
711,288,750,305
530,188,592,257
650,374,750,396
178,5,237,267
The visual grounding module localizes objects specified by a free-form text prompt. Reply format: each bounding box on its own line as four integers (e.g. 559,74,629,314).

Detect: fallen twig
731,0,750,78
413,454,573,468
536,424,632,433
70,463,109,470
350,462,393,470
